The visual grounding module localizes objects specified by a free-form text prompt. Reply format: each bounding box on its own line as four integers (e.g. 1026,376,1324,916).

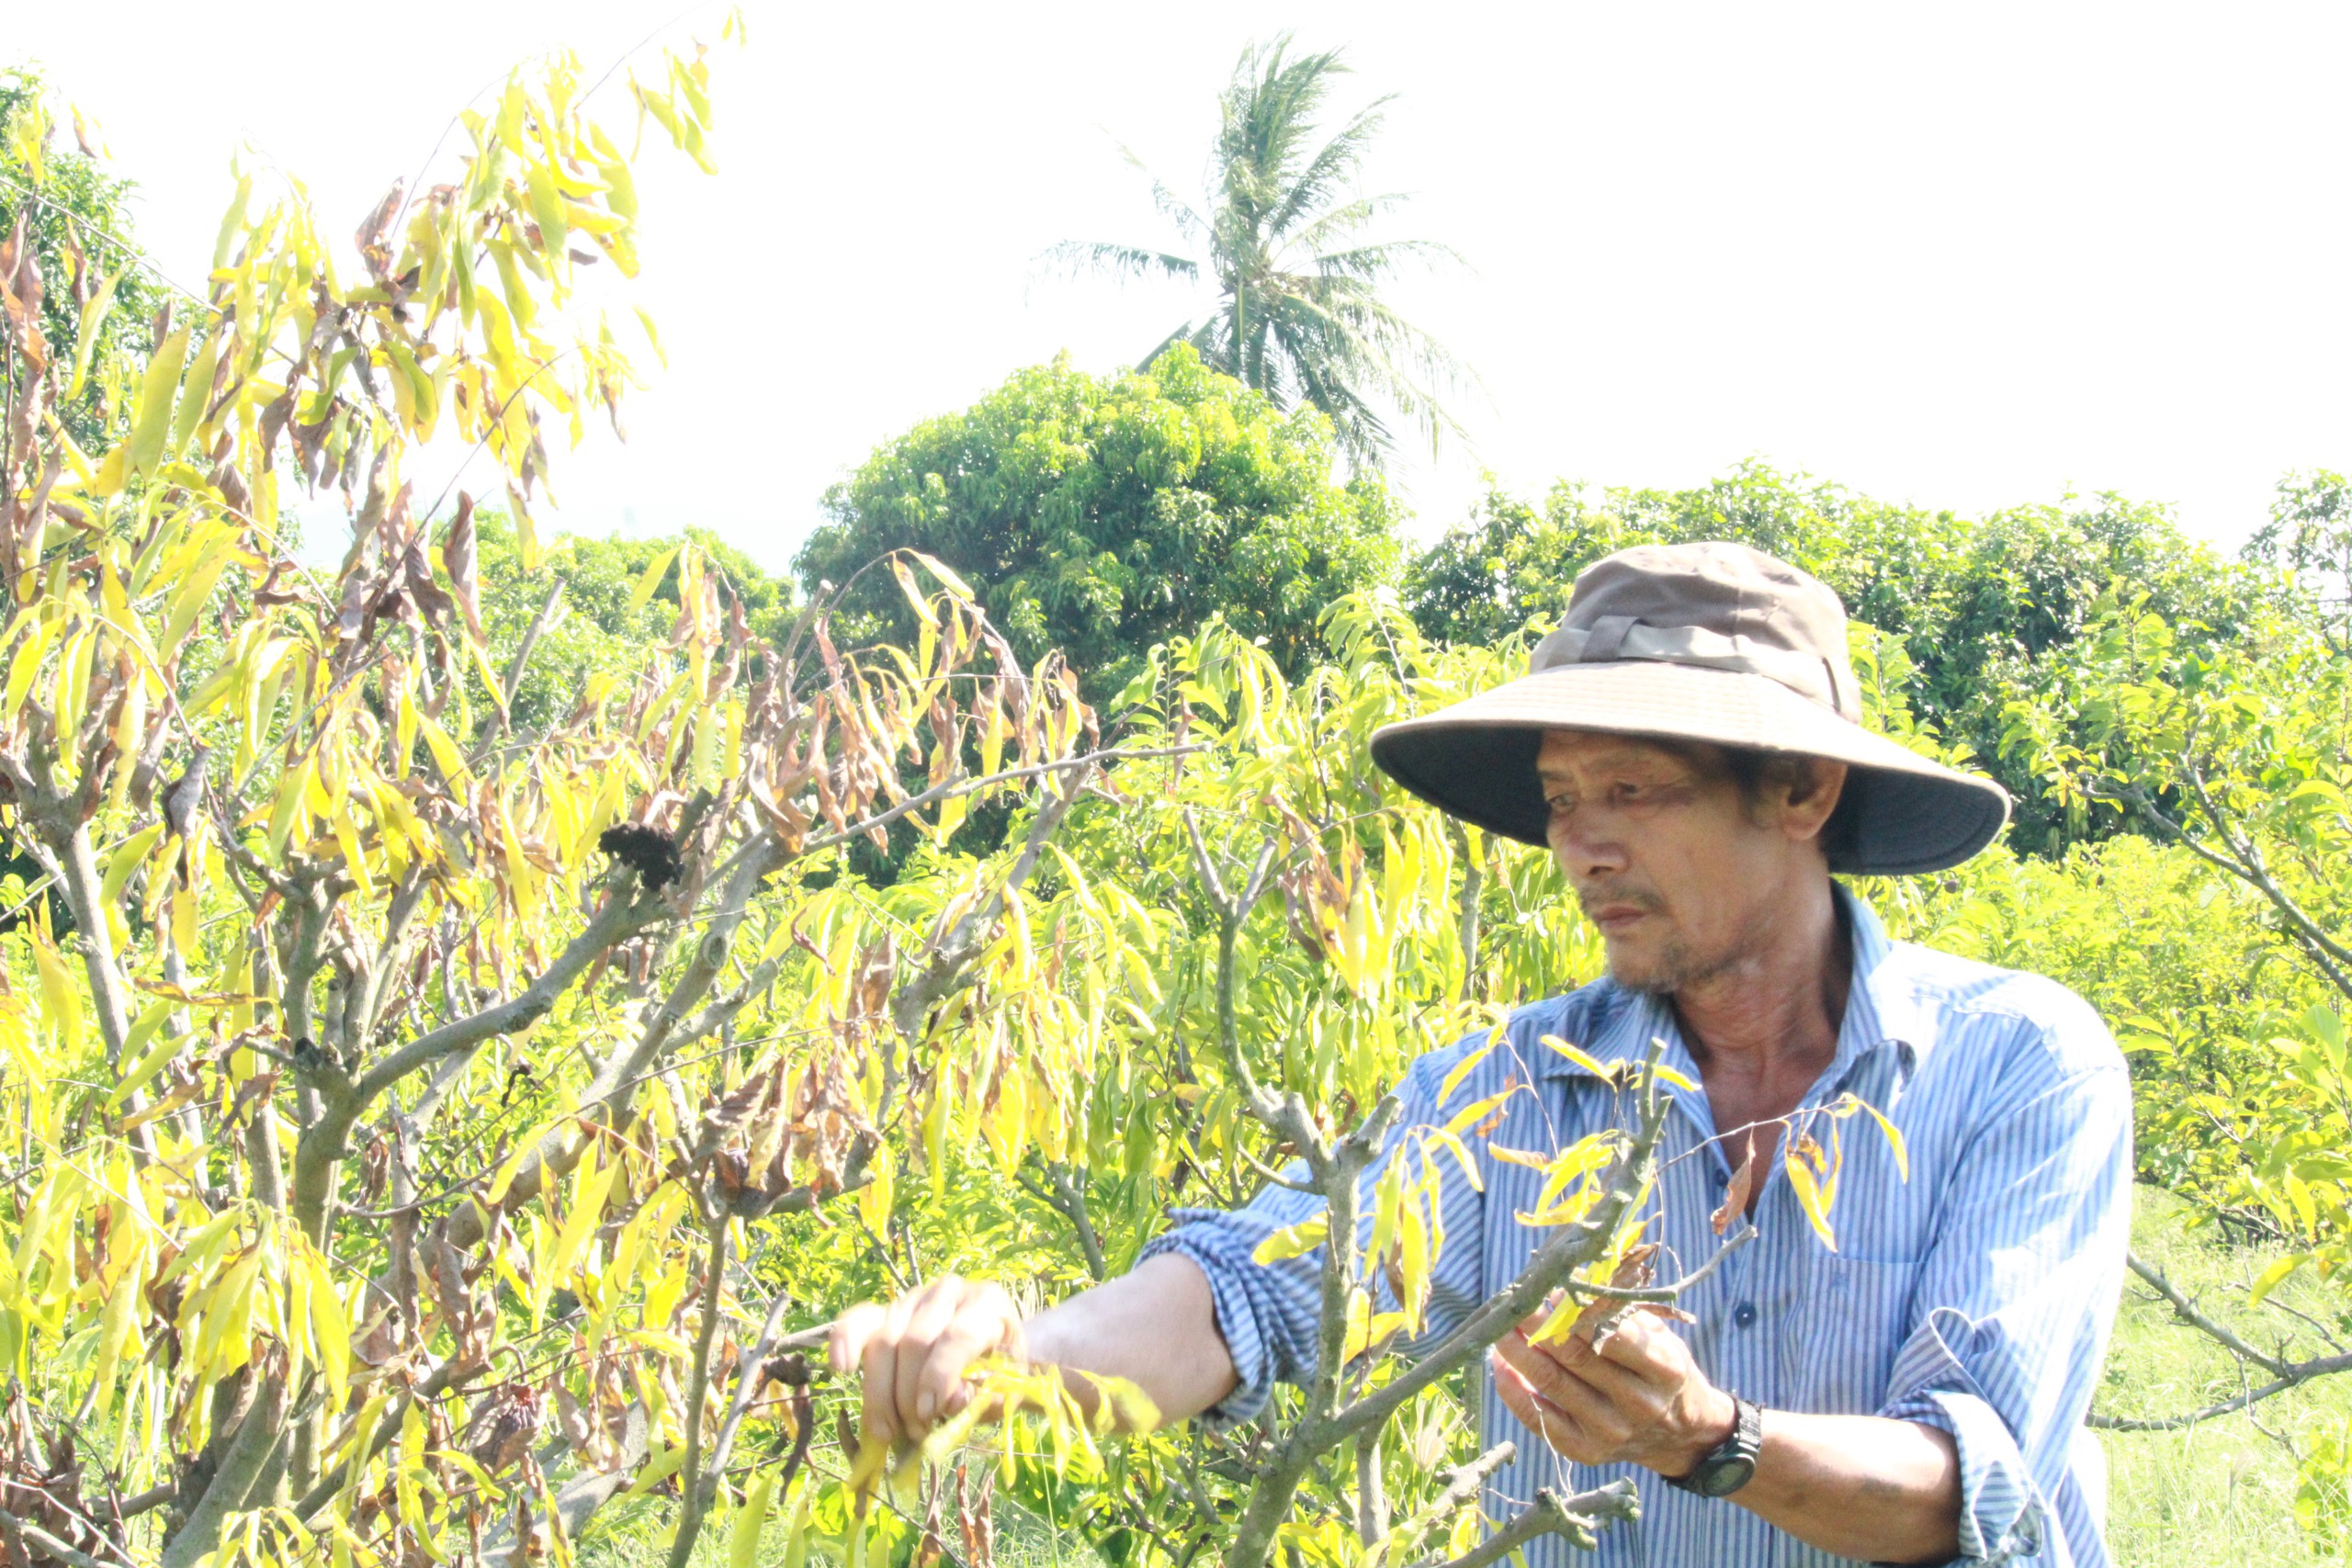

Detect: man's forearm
1732,1412,1961,1565
1023,1253,1239,1426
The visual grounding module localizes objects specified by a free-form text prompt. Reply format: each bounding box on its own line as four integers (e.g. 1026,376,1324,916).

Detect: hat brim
1367,661,2009,876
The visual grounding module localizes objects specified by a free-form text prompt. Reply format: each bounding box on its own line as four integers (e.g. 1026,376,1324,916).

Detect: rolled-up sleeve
1139,1037,1498,1427
1877,1051,2133,1564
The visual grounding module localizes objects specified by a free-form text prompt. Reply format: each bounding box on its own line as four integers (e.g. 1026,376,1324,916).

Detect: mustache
1574,884,1666,917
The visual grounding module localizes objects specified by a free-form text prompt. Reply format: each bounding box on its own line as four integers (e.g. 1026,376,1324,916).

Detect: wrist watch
1665,1395,1764,1497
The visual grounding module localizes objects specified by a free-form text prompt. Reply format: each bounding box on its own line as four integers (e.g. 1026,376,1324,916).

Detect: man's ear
1781,758,1848,846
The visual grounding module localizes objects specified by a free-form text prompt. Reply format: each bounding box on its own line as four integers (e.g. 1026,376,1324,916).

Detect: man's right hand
827,1275,1026,1447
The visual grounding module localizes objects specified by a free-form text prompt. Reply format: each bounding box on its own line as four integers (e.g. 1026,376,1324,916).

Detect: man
831,544,2132,1566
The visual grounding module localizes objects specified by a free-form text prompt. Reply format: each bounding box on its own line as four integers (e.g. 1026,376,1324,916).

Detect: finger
859,1289,926,1446
829,1302,886,1380
1504,1325,1645,1408
917,1285,1020,1426
1498,1331,1636,1445
891,1279,976,1435
1525,1341,1643,1449
1491,1349,1590,1461
1593,1311,1698,1393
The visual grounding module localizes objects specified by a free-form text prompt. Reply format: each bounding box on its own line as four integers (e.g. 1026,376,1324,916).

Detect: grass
582,1182,2352,1567
2103,1184,2352,1565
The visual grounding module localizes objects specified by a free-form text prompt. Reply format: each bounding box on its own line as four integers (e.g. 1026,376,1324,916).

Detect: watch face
1699,1455,1757,1497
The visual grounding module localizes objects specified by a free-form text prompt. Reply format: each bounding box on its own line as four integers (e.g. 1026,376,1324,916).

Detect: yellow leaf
306,1246,350,1400
2248,1252,2306,1307
127,327,190,478
1785,1146,1837,1251
1436,1035,1498,1107
889,558,939,628
87,1246,143,1417
1417,1128,1485,1194
728,1471,776,1568
417,716,470,788
157,549,235,660
171,328,223,454
6,616,53,719
627,545,681,615
623,1444,691,1500
1855,1099,1910,1181
526,162,569,253
1250,1215,1328,1265
908,550,974,599
66,268,123,401
28,934,82,1053
547,1156,619,1288
1442,1087,1514,1138
99,825,164,908
1541,1034,1609,1077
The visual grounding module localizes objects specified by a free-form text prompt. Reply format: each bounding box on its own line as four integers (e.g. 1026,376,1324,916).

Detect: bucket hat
1368,542,2008,875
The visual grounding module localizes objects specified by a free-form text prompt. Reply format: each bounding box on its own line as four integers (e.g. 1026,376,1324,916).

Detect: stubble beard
1579,887,1737,997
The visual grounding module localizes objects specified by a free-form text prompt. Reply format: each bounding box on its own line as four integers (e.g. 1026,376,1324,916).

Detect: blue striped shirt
1143,885,2132,1567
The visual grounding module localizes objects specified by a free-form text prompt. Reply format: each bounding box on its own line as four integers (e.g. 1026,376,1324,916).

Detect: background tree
1045,36,1469,467
469,514,798,731
794,345,1402,701
1405,460,2272,852
0,68,166,451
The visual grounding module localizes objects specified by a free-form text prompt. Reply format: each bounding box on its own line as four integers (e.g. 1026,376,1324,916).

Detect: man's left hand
1490,1306,1736,1476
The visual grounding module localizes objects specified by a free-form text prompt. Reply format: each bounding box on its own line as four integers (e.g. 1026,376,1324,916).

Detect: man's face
1534,730,1827,994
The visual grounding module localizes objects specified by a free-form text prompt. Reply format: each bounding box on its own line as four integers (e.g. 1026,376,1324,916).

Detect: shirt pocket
1794,1255,1921,1416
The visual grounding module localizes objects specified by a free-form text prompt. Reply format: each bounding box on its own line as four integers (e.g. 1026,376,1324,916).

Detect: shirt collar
1539,883,1930,1085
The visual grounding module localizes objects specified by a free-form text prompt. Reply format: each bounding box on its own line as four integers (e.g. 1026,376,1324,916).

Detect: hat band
1531,616,1850,716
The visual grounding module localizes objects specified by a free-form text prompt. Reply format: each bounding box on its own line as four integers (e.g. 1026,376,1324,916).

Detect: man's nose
1548,812,1628,880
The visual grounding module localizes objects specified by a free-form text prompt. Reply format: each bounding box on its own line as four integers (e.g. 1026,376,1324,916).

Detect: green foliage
2247,468,2352,656
1045,36,1468,467
2099,1185,2352,1565
795,346,1402,699
1405,459,2273,852
0,68,167,451
470,512,797,730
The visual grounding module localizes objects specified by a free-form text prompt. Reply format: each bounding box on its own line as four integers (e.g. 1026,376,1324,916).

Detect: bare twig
1415,1480,1639,1568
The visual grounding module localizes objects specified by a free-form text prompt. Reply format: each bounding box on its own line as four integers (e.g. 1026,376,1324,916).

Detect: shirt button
1733,1302,1758,1329
1712,1168,1730,1187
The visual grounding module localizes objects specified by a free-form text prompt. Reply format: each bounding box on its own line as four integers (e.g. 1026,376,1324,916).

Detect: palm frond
1037,240,1200,285
1283,193,1415,255
1051,32,1476,467
1218,37,1351,224
1136,314,1222,376
1264,99,1393,242
1115,141,1207,243
1305,238,1466,283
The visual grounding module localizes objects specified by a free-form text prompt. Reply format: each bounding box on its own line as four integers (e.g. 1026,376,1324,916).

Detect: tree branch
2087,1248,2352,1430
1416,1481,1639,1568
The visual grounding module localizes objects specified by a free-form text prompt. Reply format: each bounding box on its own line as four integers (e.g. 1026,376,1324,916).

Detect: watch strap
1664,1395,1763,1496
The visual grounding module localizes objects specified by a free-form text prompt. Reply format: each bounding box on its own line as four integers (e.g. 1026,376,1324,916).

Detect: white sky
12,2,2351,575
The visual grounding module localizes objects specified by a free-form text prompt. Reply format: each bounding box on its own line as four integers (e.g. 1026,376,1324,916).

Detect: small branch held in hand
1418,1480,1639,1568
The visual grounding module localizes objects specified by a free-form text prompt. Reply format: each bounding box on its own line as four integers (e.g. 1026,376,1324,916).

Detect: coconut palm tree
1046,37,1471,468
